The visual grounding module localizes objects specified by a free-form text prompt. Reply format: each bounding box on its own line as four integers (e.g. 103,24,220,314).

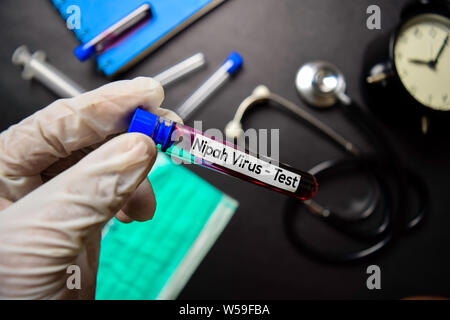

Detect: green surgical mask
96,153,238,300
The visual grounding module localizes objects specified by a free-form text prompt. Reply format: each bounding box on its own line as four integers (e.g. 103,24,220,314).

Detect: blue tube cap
128,108,175,151
74,44,96,62
224,52,243,75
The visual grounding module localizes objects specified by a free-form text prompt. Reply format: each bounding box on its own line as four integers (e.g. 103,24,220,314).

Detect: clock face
394,13,450,111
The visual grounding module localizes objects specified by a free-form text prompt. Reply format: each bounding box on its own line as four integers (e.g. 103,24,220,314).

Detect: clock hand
408,35,449,69
432,34,449,67
409,58,435,68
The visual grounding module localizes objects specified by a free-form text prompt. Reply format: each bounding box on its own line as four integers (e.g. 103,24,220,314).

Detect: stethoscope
226,61,429,263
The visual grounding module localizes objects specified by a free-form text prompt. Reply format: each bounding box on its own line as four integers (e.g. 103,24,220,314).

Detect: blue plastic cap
224,51,243,75
74,44,96,62
128,108,175,151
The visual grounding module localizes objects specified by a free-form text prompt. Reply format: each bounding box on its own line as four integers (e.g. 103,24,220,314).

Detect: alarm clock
364,0,450,135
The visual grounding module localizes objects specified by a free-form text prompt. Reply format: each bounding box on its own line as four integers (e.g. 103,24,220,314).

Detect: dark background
1,0,449,299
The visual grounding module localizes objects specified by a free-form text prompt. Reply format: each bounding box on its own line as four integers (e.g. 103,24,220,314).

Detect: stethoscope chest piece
296,61,348,108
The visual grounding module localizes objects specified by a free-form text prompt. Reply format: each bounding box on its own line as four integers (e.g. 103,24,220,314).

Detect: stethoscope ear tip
252,85,271,99
225,120,243,140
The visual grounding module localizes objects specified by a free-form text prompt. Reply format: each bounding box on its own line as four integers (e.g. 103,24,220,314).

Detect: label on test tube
190,134,301,192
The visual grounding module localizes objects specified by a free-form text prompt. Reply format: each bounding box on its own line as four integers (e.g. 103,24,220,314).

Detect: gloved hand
0,77,181,299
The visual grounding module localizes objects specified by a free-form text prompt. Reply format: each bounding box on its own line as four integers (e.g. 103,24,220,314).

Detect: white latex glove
0,77,182,299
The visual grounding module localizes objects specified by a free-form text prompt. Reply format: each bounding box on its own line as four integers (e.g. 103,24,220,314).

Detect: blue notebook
51,0,226,76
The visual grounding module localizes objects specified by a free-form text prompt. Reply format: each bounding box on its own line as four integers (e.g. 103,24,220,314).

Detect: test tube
152,53,206,87
176,52,243,120
128,108,318,200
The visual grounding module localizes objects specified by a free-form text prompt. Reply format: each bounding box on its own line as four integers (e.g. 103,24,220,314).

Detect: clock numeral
443,94,448,102
429,27,437,38
410,86,417,94
414,28,422,38
428,95,433,104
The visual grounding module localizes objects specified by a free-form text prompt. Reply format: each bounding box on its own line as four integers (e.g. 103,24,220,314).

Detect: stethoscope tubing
228,84,429,263
283,101,429,263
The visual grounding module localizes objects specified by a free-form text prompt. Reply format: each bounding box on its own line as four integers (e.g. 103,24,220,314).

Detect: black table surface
1,0,450,299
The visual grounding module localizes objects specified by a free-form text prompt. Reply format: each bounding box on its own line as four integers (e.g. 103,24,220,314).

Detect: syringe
176,52,243,120
128,108,318,200
12,46,206,98
12,46,86,98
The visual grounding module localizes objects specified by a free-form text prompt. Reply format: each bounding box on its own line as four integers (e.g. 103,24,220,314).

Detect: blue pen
176,52,244,120
74,3,152,62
